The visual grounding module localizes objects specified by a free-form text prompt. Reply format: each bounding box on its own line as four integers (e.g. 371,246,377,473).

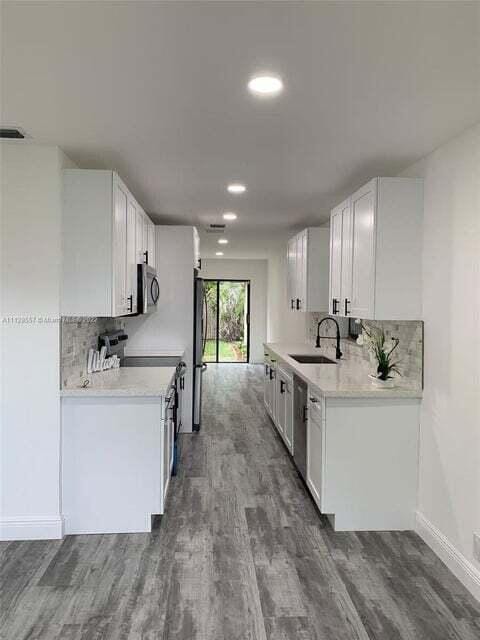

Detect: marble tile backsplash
61,318,124,387
306,313,423,388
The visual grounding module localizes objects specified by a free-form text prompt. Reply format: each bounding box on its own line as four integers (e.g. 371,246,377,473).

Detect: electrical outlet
474,533,480,562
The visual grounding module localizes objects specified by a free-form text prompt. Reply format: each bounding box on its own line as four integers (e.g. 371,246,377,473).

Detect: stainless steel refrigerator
192,273,206,431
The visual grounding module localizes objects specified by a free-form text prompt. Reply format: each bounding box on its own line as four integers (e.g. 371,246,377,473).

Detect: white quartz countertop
264,343,422,399
60,366,176,397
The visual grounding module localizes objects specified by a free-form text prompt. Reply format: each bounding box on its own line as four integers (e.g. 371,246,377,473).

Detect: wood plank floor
1,364,479,639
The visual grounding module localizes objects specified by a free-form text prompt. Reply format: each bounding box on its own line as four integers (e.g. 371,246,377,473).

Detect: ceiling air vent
0,128,26,139
205,224,226,234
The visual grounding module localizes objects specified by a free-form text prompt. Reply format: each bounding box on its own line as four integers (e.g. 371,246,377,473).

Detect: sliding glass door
203,280,250,363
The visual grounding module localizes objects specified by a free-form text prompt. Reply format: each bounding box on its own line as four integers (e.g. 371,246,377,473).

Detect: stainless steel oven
137,263,160,314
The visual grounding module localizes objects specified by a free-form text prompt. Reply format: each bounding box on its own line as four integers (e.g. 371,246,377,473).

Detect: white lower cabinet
264,354,294,455
263,355,276,420
276,366,294,454
306,391,419,531
263,347,420,531
306,395,324,510
61,395,172,535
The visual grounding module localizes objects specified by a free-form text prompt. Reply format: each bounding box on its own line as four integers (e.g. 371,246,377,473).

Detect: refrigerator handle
202,289,208,356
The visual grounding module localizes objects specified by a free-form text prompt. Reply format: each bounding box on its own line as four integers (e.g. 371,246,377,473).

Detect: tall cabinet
329,178,423,320
287,227,330,312
63,170,156,317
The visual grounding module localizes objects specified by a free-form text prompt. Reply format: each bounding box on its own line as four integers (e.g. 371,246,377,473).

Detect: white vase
368,374,395,389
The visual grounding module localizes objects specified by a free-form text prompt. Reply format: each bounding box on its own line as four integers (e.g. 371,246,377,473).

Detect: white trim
0,516,64,541
415,511,480,602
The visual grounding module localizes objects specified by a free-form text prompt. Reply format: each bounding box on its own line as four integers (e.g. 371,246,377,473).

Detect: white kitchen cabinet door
136,208,146,264
350,179,376,319
297,230,307,311
287,228,329,312
278,369,293,454
329,204,343,315
269,362,277,424
340,200,353,317
193,227,201,269
126,197,138,314
329,177,422,320
264,362,272,416
113,178,128,317
287,237,297,311
307,398,324,511
282,373,294,454
147,221,156,268
276,371,286,437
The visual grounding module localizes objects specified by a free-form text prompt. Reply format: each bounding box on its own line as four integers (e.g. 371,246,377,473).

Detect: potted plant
362,324,401,388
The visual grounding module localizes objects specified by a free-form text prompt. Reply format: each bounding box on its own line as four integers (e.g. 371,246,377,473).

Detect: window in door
203,280,250,363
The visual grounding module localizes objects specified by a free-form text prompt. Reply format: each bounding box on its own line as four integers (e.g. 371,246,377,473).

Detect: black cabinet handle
269,368,274,380
265,364,269,376
332,298,339,315
127,295,133,312
280,380,286,394
143,250,148,264
344,298,350,316
296,298,301,310
302,405,308,422
291,299,295,310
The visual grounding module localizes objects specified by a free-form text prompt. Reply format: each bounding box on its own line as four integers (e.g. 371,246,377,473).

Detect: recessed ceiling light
218,238,228,245
248,75,283,96
227,183,246,194
223,212,237,221
215,251,224,256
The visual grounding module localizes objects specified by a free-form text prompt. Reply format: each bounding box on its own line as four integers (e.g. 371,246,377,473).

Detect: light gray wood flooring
1,364,479,639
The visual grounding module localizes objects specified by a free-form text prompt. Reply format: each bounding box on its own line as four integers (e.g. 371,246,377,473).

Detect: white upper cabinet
135,208,156,268
62,169,155,317
147,220,156,268
287,227,330,312
193,227,201,270
126,195,138,314
329,177,423,320
112,179,128,316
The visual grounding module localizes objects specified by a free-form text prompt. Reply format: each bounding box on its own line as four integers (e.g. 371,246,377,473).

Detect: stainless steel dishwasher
293,374,308,480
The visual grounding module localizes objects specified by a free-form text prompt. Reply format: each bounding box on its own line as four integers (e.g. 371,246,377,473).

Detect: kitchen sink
288,354,336,364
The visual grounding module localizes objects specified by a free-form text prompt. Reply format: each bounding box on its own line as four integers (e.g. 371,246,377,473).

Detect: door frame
204,279,251,364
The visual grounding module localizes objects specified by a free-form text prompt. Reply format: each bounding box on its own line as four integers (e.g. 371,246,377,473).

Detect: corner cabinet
328,177,423,320
287,227,330,312
62,170,156,317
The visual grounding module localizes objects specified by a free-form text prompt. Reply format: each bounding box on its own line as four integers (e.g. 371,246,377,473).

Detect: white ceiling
2,1,479,257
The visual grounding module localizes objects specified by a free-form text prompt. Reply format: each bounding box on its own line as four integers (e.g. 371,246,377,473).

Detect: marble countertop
264,343,422,399
60,366,177,397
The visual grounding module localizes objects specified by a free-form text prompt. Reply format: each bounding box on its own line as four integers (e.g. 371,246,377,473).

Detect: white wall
124,226,195,431
0,143,73,540
401,123,480,599
200,258,268,363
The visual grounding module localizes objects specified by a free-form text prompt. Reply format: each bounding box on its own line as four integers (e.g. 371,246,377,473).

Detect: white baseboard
415,511,480,602
0,515,64,541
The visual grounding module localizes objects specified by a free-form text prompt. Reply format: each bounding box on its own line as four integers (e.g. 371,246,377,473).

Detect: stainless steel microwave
137,264,159,314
